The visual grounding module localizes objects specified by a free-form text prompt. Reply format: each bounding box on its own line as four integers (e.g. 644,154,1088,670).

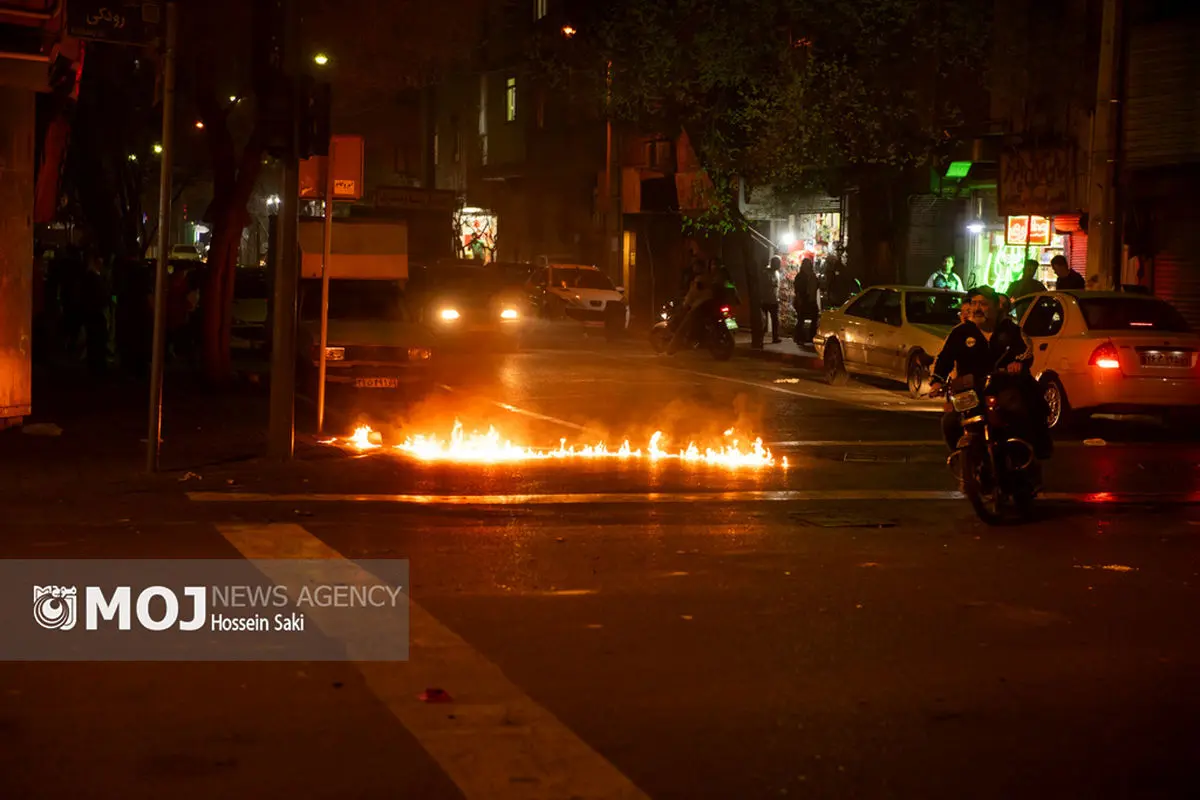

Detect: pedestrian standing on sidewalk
761,256,782,343
793,257,819,345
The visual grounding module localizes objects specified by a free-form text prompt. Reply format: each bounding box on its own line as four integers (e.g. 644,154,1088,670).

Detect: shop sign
1005,215,1052,246
998,147,1073,216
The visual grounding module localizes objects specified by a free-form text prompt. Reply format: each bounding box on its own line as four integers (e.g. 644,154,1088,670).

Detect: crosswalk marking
219,523,649,800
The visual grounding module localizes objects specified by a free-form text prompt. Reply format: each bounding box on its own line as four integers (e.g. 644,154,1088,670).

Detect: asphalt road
3,338,1200,799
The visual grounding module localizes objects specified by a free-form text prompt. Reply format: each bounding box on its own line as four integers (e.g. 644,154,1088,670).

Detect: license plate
354,377,399,389
1140,350,1191,368
724,318,739,330
951,390,979,412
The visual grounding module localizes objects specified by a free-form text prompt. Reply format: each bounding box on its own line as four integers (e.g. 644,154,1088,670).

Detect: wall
0,86,34,422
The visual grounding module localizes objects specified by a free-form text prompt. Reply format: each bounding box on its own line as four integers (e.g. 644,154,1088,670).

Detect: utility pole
267,0,300,460
146,0,178,472
316,145,335,434
1086,0,1122,289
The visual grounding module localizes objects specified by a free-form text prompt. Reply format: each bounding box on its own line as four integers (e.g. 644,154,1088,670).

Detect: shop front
964,211,1089,295
454,206,499,262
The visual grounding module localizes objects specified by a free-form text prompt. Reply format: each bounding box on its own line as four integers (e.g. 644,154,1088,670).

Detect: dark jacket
1055,270,1086,290
932,318,1033,389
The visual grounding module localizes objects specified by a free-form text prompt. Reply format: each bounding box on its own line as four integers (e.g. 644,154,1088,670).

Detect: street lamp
313,53,329,66
153,143,163,155
194,120,205,130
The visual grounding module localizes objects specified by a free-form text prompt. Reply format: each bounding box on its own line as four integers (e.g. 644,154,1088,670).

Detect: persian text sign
1005,215,1052,246
998,147,1073,216
66,1,162,46
0,560,409,661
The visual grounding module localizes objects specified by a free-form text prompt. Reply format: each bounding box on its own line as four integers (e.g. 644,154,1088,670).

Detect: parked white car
1011,290,1200,427
525,263,630,334
814,286,967,396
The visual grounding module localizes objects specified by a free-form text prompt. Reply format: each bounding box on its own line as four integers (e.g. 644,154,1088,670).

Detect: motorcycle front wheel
962,444,1004,525
649,324,670,353
709,327,735,361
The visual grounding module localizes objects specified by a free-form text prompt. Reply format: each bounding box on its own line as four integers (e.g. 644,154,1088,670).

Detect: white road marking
437,385,592,433
192,489,1200,505
651,364,943,414
219,523,648,800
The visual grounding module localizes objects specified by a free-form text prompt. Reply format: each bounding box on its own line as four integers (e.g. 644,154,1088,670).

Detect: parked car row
814,285,1200,427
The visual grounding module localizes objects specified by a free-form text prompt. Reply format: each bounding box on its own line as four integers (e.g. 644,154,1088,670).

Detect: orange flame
331,421,784,468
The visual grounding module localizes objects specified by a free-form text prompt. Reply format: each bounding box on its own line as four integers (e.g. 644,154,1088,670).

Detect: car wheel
824,339,849,386
906,351,930,398
1042,375,1071,429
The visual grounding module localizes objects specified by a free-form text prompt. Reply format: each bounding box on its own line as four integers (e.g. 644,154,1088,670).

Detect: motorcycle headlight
439,308,460,322
500,308,519,320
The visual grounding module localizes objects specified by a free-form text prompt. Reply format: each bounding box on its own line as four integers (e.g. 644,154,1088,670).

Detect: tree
538,0,991,228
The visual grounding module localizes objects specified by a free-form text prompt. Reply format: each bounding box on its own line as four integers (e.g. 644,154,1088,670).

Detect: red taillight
1089,341,1121,370
720,306,731,314
986,396,998,410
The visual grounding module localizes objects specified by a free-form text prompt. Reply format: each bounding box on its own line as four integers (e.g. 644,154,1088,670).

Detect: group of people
760,249,854,346
926,253,1086,297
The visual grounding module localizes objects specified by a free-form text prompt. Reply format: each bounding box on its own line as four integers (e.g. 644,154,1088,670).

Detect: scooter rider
929,287,1051,460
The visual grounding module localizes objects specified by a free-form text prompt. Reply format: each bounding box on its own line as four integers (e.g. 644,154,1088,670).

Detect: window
1078,297,1191,332
844,289,883,319
1022,297,1065,338
1012,296,1034,325
534,0,547,20
506,77,517,122
905,291,964,326
479,74,488,166
875,290,902,327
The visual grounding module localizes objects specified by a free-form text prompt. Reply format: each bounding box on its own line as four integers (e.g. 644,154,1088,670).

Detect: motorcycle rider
929,286,1052,465
667,261,716,354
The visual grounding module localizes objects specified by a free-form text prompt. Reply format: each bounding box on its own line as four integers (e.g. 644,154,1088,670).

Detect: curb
736,343,822,370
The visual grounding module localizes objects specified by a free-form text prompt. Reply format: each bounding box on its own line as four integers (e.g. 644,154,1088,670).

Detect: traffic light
298,76,332,159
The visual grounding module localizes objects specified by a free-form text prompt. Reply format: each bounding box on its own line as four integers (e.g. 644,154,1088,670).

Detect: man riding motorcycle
929,286,1053,467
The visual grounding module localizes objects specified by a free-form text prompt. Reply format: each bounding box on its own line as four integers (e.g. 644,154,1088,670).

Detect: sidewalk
0,365,339,509
733,332,822,368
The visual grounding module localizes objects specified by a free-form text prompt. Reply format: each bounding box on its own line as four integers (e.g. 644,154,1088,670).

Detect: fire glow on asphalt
322,421,787,469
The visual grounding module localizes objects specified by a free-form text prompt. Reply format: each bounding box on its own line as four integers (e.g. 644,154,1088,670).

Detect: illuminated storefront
455,206,499,262
965,214,1068,293
779,211,843,270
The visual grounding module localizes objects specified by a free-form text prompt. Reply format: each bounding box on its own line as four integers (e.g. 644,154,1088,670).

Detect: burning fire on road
322,421,786,469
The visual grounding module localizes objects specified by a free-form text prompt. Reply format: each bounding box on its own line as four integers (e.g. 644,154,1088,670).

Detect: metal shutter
1124,21,1200,168
906,196,957,285
1151,202,1200,328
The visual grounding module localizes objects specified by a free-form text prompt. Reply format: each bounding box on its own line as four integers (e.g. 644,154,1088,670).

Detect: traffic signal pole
146,0,178,472
316,147,335,434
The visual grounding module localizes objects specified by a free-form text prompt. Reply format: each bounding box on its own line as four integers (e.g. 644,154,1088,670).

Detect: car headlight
439,308,460,321
407,347,431,361
500,308,519,320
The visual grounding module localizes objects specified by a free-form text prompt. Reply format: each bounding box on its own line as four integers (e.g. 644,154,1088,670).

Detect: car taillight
1088,341,1121,370
986,396,998,410
719,306,731,314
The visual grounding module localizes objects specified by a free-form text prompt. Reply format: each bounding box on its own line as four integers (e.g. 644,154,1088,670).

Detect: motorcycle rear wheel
710,327,735,361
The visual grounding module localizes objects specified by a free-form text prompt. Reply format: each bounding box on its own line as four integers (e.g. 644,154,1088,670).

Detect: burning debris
324,421,786,469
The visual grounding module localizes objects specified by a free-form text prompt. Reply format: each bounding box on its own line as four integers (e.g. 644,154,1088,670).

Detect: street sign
67,1,163,47
299,135,364,201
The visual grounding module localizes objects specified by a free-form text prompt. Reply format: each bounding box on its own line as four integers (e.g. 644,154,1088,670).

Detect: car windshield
300,279,410,322
424,266,501,292
554,268,613,291
234,270,269,300
1078,297,1191,332
905,291,965,325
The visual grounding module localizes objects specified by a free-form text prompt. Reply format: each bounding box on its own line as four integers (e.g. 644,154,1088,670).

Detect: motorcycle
937,371,1039,524
649,299,737,361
